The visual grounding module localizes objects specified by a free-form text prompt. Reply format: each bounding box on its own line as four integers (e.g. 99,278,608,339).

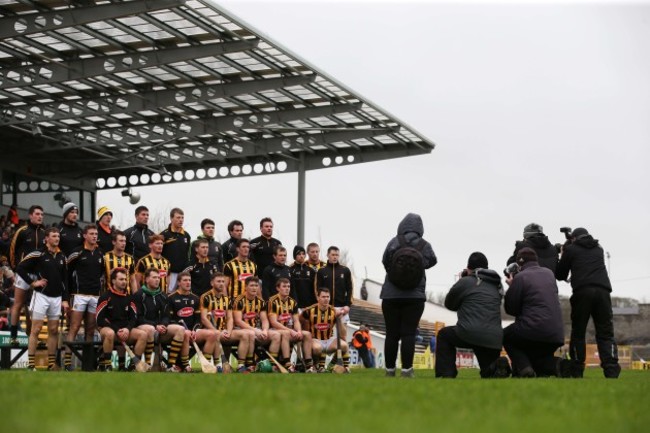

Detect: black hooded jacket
556,236,611,292
507,234,558,274
380,213,437,300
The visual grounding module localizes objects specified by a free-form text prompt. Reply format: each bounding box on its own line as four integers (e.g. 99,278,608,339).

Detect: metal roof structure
0,0,434,193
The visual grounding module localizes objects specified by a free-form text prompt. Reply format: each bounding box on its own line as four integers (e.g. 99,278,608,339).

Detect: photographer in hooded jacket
556,227,621,379
506,223,559,274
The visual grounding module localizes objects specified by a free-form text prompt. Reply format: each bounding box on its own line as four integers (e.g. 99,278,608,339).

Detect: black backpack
388,235,426,290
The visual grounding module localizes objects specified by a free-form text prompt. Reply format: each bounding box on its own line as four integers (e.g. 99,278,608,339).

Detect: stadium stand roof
0,0,434,193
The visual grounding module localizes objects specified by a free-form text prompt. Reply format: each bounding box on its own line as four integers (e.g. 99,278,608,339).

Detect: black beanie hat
572,227,589,240
293,245,306,259
516,247,538,265
467,252,488,270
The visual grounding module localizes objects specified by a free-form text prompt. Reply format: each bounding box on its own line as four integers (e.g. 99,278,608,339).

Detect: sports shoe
317,366,327,373
286,364,296,373
603,364,621,379
97,364,112,372
237,365,255,374
385,368,396,377
167,365,183,373
305,366,317,373
400,368,414,378
518,366,536,378
27,366,37,372
47,364,61,372
183,365,193,373
64,365,74,372
494,356,512,378
555,358,572,378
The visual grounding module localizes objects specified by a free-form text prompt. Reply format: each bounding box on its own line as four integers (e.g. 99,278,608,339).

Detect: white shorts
72,294,99,313
30,291,62,320
167,272,178,294
315,337,337,353
14,274,32,291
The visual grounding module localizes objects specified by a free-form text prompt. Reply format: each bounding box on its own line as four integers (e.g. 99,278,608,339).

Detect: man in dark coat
436,252,508,379
507,223,559,273
556,227,620,378
504,247,569,378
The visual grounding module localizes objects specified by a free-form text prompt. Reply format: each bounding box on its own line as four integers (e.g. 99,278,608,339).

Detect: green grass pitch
2,368,648,433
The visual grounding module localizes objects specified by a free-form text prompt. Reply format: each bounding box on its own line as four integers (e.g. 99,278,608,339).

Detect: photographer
503,248,569,378
436,252,509,379
556,227,620,378
507,223,559,273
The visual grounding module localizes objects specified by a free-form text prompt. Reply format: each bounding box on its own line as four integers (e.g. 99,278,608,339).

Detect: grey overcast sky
98,0,650,301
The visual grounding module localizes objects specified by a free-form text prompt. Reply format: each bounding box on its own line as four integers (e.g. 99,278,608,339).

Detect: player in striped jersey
135,235,171,294
268,278,314,372
301,287,350,373
223,238,256,299
306,242,327,306
233,276,280,373
199,273,254,373
104,230,137,294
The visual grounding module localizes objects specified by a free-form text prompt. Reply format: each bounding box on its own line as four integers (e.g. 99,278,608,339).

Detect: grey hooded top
380,213,437,300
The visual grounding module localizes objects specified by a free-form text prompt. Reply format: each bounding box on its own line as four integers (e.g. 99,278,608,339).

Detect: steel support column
297,152,306,247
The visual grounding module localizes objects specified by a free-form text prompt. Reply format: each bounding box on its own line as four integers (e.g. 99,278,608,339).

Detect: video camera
556,227,573,252
503,262,519,278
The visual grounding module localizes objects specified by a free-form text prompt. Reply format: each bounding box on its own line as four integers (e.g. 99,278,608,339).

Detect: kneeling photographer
436,252,509,379
503,248,568,378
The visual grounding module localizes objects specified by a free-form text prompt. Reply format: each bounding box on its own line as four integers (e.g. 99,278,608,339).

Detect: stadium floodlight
121,188,141,205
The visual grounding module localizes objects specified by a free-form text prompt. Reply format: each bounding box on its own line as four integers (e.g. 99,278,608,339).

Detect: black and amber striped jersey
267,294,298,327
103,251,135,293
223,258,256,299
200,291,231,330
307,260,327,272
233,294,266,328
301,304,336,340
135,254,170,292
166,290,200,330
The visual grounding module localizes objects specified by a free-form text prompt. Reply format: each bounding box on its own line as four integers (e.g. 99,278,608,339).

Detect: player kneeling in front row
96,268,148,371
301,287,350,373
168,272,219,372
133,268,185,371
268,278,314,372
233,276,281,373
200,272,254,373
